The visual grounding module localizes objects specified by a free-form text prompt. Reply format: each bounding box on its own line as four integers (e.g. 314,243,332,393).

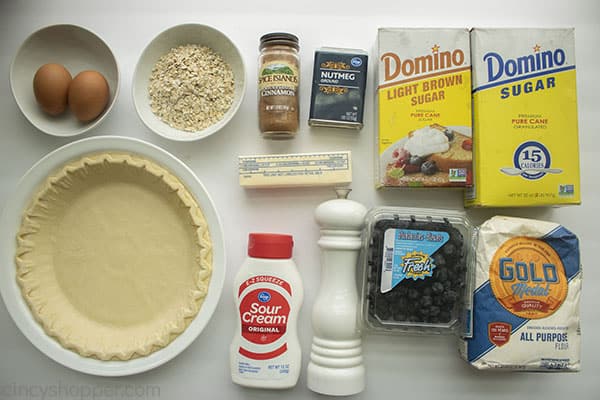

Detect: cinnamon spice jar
258,33,300,139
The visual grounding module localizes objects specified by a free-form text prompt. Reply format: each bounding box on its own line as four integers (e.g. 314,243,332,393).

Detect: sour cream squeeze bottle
230,233,304,388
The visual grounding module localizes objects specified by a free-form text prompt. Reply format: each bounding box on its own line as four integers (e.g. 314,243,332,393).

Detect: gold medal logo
490,237,567,319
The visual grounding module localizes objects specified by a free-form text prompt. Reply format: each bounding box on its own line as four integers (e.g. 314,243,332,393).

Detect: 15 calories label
381,228,449,292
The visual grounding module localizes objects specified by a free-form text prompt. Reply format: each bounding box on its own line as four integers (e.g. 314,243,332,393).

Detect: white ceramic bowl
0,136,226,376
133,23,246,141
10,24,119,137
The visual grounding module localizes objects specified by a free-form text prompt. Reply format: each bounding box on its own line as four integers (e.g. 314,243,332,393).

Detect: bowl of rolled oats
133,24,245,141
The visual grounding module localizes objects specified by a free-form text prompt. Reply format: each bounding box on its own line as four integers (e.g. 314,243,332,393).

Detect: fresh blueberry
393,311,407,321
433,253,446,268
421,295,433,307
444,290,458,303
397,285,408,296
376,303,391,320
434,268,448,282
443,243,456,257
396,297,409,311
432,282,444,294
438,311,451,323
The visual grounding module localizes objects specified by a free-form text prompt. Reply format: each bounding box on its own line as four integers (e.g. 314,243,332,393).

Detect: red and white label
488,322,512,347
238,275,292,297
238,276,291,360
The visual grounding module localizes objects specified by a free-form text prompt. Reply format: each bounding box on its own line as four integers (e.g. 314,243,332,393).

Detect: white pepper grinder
307,188,367,396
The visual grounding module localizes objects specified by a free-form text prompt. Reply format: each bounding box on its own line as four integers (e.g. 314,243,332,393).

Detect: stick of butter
239,151,352,188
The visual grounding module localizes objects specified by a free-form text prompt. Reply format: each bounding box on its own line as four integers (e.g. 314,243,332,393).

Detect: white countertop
1,1,598,399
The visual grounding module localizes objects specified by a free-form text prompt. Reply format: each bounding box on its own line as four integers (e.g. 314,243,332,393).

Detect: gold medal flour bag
460,216,581,371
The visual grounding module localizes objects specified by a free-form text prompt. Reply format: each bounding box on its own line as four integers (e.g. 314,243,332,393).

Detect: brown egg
33,63,72,116
68,70,110,122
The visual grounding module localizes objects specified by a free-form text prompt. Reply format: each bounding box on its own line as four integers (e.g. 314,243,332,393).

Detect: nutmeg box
376,28,472,188
466,28,581,207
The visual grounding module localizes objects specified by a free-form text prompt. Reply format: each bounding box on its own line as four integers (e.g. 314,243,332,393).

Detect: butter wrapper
239,151,352,188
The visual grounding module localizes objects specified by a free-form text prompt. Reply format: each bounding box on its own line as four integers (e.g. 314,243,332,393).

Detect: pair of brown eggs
33,63,110,122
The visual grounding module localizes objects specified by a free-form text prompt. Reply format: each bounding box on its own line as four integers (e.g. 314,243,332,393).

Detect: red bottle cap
248,233,294,259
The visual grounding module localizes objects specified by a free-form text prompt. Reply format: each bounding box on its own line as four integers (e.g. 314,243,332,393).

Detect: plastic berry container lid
360,207,475,336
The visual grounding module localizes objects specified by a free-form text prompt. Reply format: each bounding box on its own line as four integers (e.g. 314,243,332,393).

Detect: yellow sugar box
466,28,581,207
376,28,472,188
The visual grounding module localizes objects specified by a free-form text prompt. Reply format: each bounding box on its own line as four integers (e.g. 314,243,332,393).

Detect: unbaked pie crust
15,152,212,361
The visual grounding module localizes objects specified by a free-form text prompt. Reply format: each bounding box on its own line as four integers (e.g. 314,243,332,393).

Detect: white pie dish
0,136,225,376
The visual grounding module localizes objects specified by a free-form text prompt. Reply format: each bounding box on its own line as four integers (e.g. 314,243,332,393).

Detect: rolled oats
149,44,235,132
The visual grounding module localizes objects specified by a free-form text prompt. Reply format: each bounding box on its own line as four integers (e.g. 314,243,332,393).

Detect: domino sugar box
466,28,581,207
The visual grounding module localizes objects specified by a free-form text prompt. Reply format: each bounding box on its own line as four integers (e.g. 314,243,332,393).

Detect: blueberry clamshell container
360,207,475,336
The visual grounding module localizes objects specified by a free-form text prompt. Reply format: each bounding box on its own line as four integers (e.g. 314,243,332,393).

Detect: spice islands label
259,61,299,99
489,237,567,319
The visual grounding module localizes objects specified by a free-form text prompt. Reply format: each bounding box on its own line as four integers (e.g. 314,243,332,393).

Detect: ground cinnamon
258,33,300,139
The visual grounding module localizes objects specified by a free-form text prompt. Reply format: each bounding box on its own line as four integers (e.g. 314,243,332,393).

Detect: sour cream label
240,289,290,344
237,276,293,360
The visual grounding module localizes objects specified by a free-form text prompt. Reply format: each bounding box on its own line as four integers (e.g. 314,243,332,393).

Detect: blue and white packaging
460,216,581,371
